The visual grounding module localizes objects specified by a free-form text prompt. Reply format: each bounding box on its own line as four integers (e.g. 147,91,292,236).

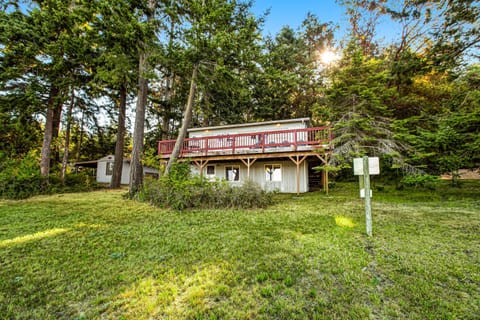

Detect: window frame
225,165,240,181
105,161,114,176
206,165,215,176
265,164,282,182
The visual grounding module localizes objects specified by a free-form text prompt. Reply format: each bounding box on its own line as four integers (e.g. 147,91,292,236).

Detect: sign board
353,157,380,175
360,188,372,198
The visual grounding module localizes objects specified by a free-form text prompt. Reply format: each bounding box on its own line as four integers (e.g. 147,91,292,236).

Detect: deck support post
240,158,257,179
193,159,209,177
315,153,330,193
289,155,307,195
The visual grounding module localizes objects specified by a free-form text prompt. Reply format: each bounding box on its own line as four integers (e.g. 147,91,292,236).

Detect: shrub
400,174,439,189
0,152,98,199
137,163,273,210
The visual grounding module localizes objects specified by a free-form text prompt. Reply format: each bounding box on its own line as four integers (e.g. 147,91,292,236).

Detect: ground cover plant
0,181,478,319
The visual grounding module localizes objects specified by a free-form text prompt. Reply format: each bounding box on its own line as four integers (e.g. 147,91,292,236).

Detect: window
105,162,114,176
206,165,215,176
265,164,281,182
225,166,240,181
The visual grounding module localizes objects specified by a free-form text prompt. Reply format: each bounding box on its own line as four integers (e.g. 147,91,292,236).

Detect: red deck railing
158,126,332,158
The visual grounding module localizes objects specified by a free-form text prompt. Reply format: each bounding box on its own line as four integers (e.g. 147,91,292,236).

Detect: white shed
75,155,159,185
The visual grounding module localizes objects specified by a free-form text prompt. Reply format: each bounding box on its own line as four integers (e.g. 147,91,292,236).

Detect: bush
137,162,273,210
400,174,439,189
0,152,98,199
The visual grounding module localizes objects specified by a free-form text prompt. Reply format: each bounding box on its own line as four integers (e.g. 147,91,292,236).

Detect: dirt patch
440,168,480,180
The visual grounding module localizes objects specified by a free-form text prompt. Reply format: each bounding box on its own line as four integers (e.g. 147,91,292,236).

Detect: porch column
316,153,329,194
193,159,209,177
240,158,257,179
289,155,307,195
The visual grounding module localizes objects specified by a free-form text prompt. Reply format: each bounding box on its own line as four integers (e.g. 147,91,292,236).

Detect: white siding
96,160,111,183
120,162,131,184
96,155,157,185
96,155,115,184
199,160,309,193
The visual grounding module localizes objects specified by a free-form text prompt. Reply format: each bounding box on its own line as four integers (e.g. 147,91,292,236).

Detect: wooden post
324,169,329,195
193,159,209,178
294,129,298,151
240,158,256,179
289,155,307,195
316,154,329,194
296,157,300,195
363,156,372,237
324,154,329,195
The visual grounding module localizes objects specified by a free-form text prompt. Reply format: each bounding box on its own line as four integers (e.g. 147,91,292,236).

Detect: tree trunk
40,86,59,176
51,101,63,166
129,52,149,195
76,110,85,164
165,64,199,175
60,87,75,183
111,85,127,189
129,0,155,195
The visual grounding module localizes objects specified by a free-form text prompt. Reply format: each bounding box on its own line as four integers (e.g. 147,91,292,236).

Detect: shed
74,155,159,185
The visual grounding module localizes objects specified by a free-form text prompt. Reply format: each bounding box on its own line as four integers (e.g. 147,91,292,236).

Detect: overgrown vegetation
136,163,273,210
0,181,478,319
0,152,98,199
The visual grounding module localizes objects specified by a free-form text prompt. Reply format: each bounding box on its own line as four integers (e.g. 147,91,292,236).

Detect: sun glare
320,50,340,65
0,228,70,248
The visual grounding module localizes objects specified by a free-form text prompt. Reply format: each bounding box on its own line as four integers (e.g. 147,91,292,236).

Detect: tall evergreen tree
165,0,263,174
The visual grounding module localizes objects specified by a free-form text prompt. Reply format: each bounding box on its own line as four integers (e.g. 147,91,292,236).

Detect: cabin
74,155,159,185
158,118,333,194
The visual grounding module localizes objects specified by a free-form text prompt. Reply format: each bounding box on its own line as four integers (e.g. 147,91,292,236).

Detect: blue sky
251,0,400,44
252,0,345,36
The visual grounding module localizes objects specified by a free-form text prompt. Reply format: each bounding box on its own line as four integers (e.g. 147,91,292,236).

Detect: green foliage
400,174,439,189
0,152,97,199
137,162,273,210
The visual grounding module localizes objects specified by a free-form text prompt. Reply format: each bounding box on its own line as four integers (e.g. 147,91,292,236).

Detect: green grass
0,182,479,319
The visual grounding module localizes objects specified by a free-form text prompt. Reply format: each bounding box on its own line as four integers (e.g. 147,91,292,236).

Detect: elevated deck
158,126,332,160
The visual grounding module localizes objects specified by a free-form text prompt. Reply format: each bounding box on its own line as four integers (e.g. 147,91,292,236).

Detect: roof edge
188,118,310,132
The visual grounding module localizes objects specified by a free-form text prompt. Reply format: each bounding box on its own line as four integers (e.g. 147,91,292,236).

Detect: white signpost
353,156,379,237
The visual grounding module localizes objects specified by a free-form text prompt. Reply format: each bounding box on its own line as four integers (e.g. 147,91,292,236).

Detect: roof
74,155,128,167
187,118,311,133
73,160,98,168
74,155,159,173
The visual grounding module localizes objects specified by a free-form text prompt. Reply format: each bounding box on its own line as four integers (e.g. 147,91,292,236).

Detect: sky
251,0,400,44
251,0,345,36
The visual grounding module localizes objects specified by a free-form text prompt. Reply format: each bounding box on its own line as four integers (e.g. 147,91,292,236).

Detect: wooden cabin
158,118,332,194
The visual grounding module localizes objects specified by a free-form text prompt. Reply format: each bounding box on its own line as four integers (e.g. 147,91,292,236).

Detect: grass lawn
0,182,479,319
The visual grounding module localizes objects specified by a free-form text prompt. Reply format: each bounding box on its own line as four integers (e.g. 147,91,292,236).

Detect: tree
164,0,263,174
129,0,161,195
1,1,95,177
317,41,406,163
403,64,480,180
90,0,141,188
0,8,43,159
